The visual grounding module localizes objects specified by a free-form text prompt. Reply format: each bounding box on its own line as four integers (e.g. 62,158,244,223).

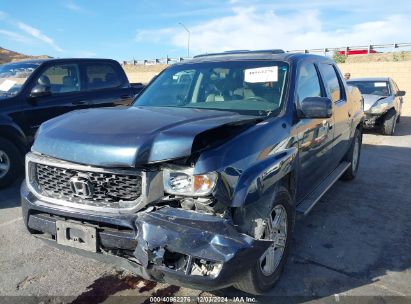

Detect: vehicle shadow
0,178,22,210
213,142,411,300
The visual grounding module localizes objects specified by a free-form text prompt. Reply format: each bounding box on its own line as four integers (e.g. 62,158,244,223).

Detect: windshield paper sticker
374,82,387,87
244,66,278,83
0,79,16,92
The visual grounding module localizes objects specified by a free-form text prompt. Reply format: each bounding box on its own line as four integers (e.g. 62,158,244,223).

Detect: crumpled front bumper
363,112,382,128
21,182,271,290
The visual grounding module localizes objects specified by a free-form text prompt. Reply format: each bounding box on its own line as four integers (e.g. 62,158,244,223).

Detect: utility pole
178,22,190,58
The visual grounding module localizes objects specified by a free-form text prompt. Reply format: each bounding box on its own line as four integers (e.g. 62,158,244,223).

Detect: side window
86,64,121,90
319,64,342,102
296,63,322,102
37,64,80,94
391,80,398,94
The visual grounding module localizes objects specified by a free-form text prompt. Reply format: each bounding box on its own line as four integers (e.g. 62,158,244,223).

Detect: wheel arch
230,147,298,208
0,123,28,155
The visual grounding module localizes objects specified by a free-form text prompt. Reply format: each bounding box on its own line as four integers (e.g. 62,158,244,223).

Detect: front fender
231,146,297,207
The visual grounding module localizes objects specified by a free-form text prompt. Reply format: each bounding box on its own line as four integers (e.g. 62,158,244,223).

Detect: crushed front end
21,152,271,290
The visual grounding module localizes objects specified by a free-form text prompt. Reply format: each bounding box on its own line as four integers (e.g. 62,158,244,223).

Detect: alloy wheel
259,204,288,276
0,150,11,179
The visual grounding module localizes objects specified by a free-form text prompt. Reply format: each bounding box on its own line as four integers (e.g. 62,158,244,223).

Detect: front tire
381,109,397,135
233,186,294,295
0,138,23,188
341,128,362,181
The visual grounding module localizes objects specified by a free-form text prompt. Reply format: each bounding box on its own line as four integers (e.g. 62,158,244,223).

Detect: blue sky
0,0,410,61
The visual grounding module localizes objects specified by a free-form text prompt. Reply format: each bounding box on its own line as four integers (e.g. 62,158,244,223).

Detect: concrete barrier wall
125,61,411,116
338,61,411,115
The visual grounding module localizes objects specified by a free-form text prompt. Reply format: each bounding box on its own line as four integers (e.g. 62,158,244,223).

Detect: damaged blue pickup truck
21,50,364,295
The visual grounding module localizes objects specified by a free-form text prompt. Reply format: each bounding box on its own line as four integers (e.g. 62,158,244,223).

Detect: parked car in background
0,58,144,187
22,50,364,295
347,77,405,135
338,50,378,55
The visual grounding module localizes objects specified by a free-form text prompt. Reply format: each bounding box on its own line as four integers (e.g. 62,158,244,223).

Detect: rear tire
0,138,23,188
233,186,294,295
381,109,397,135
341,128,362,181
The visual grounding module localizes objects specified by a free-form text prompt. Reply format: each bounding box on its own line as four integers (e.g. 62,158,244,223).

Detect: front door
295,61,335,202
24,62,87,140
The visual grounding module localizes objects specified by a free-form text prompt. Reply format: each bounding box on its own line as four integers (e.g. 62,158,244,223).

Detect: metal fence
122,43,411,66
122,56,189,66
287,42,411,55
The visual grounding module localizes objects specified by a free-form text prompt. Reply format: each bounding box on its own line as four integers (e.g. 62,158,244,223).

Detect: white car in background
347,77,405,135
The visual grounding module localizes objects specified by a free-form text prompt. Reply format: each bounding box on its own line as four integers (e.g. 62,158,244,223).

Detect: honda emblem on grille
70,176,94,199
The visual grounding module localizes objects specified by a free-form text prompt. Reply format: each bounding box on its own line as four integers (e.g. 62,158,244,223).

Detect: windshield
348,81,391,97
0,62,41,97
134,60,289,116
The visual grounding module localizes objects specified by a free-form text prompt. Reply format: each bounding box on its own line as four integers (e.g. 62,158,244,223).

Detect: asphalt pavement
0,118,410,304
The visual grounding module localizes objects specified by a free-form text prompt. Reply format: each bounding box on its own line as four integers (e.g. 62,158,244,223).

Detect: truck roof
175,50,333,65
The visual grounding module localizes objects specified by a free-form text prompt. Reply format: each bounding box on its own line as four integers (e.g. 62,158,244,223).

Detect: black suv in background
22,50,364,294
0,58,143,187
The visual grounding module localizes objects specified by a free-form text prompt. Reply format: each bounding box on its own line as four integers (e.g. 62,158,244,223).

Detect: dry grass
123,64,168,73
122,64,168,84
344,51,411,63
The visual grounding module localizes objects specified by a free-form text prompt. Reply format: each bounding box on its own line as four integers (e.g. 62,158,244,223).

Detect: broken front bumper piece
21,184,272,290
363,113,379,128
133,208,272,289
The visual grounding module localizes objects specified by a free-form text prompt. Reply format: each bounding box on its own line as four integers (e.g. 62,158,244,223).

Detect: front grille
33,162,142,209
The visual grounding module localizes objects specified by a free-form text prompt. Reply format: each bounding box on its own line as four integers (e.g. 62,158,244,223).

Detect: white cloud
135,6,411,55
17,22,63,52
0,29,30,43
63,1,84,12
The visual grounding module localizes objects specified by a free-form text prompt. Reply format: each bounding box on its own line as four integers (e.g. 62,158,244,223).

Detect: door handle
72,100,88,105
121,95,132,99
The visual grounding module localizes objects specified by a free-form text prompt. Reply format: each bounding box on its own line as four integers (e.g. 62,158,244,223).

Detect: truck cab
0,58,143,187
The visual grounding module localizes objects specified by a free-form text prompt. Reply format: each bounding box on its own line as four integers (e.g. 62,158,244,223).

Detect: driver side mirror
396,90,406,97
299,97,333,119
30,84,51,98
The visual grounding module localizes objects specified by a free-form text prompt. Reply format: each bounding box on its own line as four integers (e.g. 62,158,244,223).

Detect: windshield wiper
257,110,273,117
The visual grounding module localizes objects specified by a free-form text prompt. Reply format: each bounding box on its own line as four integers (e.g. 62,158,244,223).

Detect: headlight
370,102,388,113
163,167,218,196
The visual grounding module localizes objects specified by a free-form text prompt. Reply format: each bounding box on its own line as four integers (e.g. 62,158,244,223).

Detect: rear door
295,61,335,202
81,61,135,108
318,63,351,165
23,61,87,138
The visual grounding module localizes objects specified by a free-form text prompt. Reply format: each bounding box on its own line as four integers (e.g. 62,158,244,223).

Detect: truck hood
32,106,259,167
362,94,392,112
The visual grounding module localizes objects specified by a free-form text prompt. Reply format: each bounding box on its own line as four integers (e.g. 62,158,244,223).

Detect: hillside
343,51,411,63
0,47,51,64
